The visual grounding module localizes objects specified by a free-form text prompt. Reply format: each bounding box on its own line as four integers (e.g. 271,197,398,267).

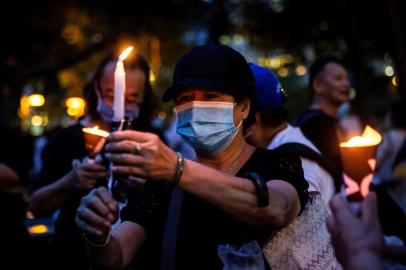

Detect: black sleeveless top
121,147,309,270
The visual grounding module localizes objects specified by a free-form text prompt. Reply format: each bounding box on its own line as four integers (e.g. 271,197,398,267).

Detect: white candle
113,60,125,121
113,46,134,122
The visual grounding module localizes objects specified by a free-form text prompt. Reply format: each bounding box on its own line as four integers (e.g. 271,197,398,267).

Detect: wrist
166,152,184,187
83,228,112,248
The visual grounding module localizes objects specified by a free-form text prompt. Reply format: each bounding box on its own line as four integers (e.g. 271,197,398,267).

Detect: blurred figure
0,125,33,268
374,101,406,213
29,51,159,269
246,63,337,204
246,64,340,269
327,193,385,270
295,54,351,188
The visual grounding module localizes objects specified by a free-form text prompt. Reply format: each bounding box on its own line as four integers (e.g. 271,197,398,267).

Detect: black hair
258,107,288,128
309,55,344,93
87,51,159,128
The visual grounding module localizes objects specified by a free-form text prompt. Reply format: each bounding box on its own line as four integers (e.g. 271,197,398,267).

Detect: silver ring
134,142,142,154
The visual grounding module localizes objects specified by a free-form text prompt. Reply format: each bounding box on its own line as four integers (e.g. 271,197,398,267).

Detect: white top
267,125,335,204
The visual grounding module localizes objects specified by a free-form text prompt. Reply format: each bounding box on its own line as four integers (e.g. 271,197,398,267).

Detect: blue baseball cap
249,63,286,109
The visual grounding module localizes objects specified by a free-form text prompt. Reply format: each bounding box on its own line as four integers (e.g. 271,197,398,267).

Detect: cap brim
162,77,238,102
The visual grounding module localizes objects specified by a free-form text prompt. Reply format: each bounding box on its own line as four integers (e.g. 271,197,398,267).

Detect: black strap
161,187,184,270
274,143,343,192
392,136,406,169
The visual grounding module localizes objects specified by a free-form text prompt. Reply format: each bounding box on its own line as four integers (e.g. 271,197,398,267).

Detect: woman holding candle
29,51,159,270
75,44,309,270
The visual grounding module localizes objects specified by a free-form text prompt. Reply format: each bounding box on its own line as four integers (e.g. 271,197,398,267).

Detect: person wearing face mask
75,44,309,270
29,51,160,270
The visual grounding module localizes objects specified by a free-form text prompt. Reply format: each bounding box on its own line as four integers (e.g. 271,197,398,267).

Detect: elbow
260,198,298,229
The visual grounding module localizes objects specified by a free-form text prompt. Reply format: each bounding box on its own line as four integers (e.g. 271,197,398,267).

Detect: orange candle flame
340,125,382,147
82,126,110,138
119,46,134,61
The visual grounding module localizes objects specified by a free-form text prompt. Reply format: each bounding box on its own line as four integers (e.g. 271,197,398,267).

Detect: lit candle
340,125,382,200
82,126,110,158
113,46,134,122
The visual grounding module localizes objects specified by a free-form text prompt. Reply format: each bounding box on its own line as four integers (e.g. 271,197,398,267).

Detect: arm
179,159,300,228
106,130,301,229
0,163,20,190
76,187,147,269
29,159,107,216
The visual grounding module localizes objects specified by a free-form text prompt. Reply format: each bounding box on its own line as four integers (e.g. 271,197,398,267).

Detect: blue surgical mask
97,101,140,123
174,101,241,155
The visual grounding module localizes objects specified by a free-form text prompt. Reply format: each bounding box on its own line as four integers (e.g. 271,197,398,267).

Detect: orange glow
119,46,134,61
28,224,48,234
28,94,45,107
82,126,110,138
340,125,382,147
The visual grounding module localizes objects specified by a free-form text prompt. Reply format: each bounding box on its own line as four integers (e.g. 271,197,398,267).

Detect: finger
77,206,111,229
72,159,81,169
95,187,118,214
86,195,114,220
105,153,142,166
105,140,141,154
112,165,145,178
329,195,354,226
75,215,103,236
78,170,108,180
326,214,337,236
107,130,155,143
81,163,108,172
362,192,378,224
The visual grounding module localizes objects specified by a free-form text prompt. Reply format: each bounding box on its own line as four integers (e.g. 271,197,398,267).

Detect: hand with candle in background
29,49,160,269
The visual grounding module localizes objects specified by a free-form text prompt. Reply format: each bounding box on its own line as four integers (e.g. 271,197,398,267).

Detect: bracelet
83,228,112,248
166,152,184,187
243,172,269,207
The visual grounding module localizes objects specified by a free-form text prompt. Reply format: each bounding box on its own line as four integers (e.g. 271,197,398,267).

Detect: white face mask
174,101,241,155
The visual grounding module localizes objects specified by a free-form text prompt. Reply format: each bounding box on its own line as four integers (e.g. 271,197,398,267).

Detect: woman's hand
75,186,119,238
71,158,108,190
105,130,178,181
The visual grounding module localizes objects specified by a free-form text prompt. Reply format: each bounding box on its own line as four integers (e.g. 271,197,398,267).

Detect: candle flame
82,126,110,138
340,125,382,147
119,46,134,61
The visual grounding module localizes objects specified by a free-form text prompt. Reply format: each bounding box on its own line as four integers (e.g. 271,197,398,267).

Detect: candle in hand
113,46,134,122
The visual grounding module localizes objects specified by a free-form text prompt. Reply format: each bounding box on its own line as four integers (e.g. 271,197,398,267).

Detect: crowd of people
1,44,405,270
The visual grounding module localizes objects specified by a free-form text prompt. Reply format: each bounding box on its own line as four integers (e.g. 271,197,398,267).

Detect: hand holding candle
340,125,382,200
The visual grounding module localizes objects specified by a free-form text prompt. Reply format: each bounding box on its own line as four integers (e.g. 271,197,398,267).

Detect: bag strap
274,143,343,192
161,187,184,270
392,135,406,169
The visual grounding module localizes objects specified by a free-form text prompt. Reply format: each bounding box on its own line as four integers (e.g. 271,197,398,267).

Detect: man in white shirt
246,63,336,204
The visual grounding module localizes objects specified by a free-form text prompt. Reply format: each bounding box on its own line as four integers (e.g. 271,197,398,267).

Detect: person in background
246,63,341,269
29,51,159,269
295,55,351,181
75,44,309,270
0,125,33,268
246,63,337,204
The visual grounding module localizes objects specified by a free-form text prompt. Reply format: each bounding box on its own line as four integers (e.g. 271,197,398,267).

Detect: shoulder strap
274,143,343,192
161,187,184,270
392,136,406,169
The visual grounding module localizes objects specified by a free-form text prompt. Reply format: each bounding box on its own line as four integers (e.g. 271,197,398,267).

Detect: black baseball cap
162,44,255,102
